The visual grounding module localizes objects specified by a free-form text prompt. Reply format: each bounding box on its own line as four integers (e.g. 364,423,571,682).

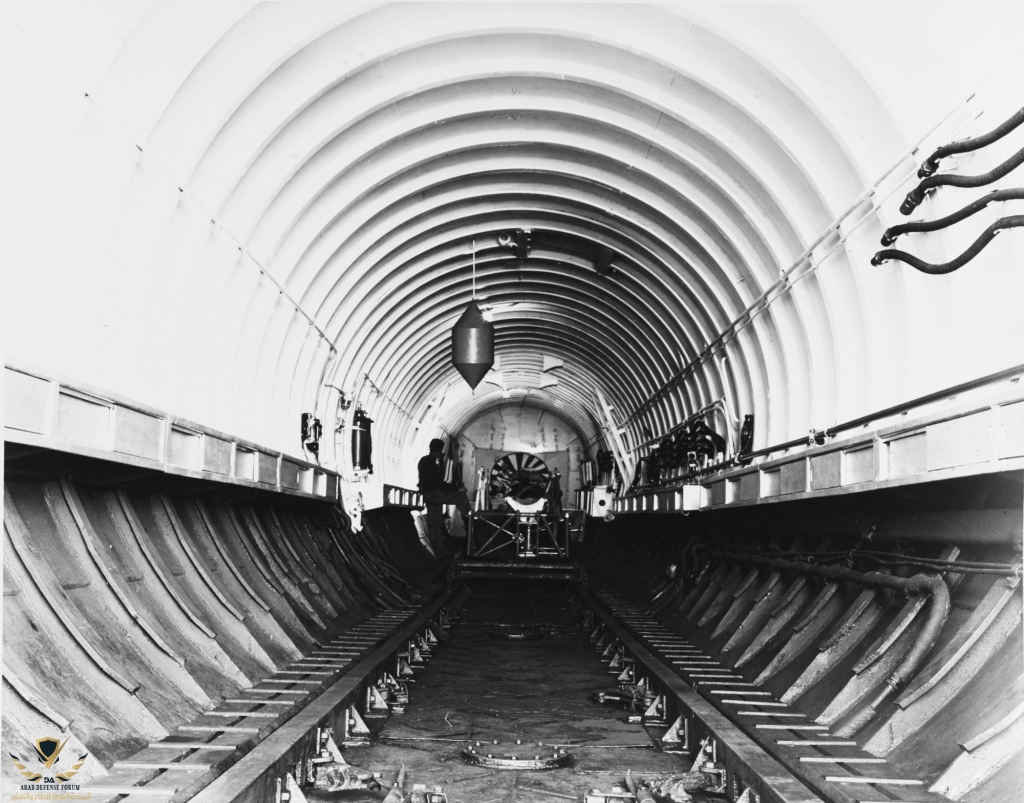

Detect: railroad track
88,595,458,802
577,583,955,803
79,577,968,802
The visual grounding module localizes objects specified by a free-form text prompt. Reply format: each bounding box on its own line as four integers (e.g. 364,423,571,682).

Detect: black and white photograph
4,1,1024,801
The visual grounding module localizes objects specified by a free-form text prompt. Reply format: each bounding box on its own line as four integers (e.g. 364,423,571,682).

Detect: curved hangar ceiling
10,1,1024,483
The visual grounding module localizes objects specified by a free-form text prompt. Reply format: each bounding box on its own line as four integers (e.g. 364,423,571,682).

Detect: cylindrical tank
352,409,374,471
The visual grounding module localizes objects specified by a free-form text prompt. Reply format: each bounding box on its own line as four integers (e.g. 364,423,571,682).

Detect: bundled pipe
918,106,1024,177
714,551,950,737
881,187,1024,245
872,214,1024,274
716,550,946,593
900,147,1024,214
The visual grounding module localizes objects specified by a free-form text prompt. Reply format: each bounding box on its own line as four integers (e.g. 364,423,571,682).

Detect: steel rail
576,584,825,803
187,591,454,803
580,584,955,803
621,362,1024,487
717,361,1024,465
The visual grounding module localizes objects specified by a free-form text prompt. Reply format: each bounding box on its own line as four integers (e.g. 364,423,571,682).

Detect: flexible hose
872,215,1024,273
856,557,1019,576
716,545,1018,573
834,574,950,737
901,147,1024,214
716,551,951,737
881,188,1024,245
919,106,1024,178
716,551,940,592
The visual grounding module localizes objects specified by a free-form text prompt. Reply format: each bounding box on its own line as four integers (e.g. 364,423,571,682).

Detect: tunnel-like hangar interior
5,2,1024,801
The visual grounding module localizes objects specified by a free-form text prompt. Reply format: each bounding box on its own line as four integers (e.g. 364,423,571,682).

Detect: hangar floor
327,581,702,803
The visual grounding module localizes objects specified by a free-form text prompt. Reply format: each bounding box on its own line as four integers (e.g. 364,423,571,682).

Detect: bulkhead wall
456,402,588,502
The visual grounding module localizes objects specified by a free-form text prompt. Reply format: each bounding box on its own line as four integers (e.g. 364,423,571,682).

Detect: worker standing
417,438,472,554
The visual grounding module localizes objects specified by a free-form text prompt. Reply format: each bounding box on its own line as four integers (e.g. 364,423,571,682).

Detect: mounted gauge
489,451,551,504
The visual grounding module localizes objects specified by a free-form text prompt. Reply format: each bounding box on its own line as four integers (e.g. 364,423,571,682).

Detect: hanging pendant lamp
451,241,494,389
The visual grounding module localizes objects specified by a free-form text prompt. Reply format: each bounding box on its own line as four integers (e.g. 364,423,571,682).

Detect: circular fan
489,452,551,504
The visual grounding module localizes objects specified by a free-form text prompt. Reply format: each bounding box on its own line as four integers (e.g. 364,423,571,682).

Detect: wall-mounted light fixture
323,383,352,410
300,412,322,458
